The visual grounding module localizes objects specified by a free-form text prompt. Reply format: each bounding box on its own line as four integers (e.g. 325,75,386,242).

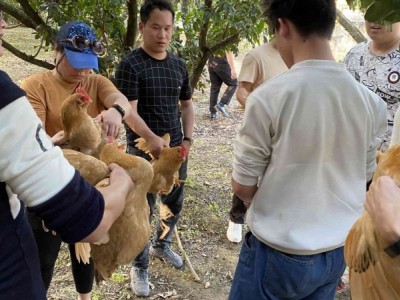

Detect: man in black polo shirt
115,0,194,297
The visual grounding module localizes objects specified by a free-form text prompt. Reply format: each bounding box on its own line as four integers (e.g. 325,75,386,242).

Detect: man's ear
139,22,144,33
277,18,290,39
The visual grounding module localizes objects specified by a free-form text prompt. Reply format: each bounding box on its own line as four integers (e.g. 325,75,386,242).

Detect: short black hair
140,0,175,24
263,0,336,38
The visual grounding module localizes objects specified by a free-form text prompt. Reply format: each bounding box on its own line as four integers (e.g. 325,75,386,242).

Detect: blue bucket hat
56,21,99,71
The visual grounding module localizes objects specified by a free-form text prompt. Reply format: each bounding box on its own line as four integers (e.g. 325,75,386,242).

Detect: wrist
183,136,193,145
111,104,125,120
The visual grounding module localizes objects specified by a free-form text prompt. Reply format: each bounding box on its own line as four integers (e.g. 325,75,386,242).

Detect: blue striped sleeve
27,171,105,243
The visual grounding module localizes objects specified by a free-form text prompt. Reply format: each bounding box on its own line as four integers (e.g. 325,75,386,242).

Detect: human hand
181,139,191,155
147,135,169,159
108,163,134,191
365,176,400,245
51,131,68,146
42,220,57,236
96,108,122,138
231,69,238,80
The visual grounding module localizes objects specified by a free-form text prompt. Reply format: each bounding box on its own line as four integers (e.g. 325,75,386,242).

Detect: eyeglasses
59,35,105,55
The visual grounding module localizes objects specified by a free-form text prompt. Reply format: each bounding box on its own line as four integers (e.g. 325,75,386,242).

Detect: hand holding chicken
345,145,400,300
135,133,188,195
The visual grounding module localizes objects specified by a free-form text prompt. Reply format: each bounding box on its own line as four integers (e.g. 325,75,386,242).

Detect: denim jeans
229,232,346,300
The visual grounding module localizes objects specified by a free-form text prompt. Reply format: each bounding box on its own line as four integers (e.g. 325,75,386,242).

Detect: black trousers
127,146,188,270
26,212,94,294
208,60,238,113
229,194,247,224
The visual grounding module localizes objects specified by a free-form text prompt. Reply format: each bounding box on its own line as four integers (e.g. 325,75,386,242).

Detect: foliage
1,0,265,88
171,0,266,88
346,0,400,24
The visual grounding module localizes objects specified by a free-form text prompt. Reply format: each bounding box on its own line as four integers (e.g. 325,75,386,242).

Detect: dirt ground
2,27,353,300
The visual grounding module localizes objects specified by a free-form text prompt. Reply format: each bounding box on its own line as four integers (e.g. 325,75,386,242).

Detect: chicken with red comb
134,133,188,195
61,88,103,156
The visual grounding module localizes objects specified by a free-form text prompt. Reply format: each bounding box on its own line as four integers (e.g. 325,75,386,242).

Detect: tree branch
2,39,54,70
198,0,212,51
337,9,367,43
16,0,56,39
209,33,240,53
0,2,37,30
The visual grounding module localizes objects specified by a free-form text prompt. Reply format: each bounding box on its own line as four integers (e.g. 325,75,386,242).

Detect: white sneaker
227,221,242,243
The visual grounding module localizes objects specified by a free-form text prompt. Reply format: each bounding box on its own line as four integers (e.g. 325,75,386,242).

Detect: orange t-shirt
21,70,119,137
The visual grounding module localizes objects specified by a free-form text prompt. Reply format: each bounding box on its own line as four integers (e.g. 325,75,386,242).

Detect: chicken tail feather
75,242,91,264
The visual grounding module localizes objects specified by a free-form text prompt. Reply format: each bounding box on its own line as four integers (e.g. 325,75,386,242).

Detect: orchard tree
0,0,135,77
0,0,265,88
172,0,265,88
347,0,400,23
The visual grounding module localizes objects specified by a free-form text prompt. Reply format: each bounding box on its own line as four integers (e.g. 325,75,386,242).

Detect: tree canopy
0,0,266,88
347,0,400,24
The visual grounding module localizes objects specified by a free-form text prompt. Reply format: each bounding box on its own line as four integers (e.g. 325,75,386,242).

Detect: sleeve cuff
27,171,105,243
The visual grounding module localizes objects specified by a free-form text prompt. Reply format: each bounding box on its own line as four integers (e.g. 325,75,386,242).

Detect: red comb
75,87,91,102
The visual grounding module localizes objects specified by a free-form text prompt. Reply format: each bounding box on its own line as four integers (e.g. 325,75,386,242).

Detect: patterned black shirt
115,48,192,147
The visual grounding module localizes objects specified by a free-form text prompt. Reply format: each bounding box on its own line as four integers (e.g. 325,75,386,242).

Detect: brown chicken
62,149,109,185
90,141,153,282
345,144,400,300
61,149,110,265
62,141,153,281
61,87,102,156
135,133,188,195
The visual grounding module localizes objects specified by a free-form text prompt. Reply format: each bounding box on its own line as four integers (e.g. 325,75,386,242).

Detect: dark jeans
127,146,188,269
208,60,238,113
229,194,247,224
26,212,94,294
229,232,346,300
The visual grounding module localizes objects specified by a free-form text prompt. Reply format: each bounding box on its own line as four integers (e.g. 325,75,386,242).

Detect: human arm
366,96,388,180
390,108,400,148
236,81,253,108
231,93,272,207
180,99,194,150
95,75,132,138
232,179,258,207
236,51,261,108
124,100,168,158
365,176,400,246
0,79,131,243
226,51,237,80
20,76,47,126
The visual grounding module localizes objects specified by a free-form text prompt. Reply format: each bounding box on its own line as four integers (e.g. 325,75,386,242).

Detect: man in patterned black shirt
115,0,194,297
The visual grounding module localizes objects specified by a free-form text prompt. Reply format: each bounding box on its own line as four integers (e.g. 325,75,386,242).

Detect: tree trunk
190,54,210,90
337,9,367,43
125,0,138,49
